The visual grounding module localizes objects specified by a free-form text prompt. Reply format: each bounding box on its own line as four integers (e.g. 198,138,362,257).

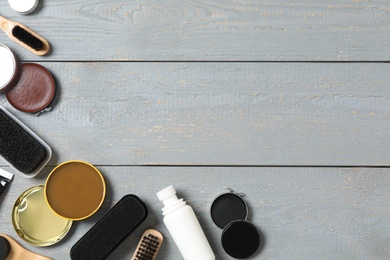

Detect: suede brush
0,15,50,56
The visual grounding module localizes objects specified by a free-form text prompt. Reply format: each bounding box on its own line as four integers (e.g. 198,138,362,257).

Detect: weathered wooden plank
0,0,389,61
0,62,389,166
0,166,389,259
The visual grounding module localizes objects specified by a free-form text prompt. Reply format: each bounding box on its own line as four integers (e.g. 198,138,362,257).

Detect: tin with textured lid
0,43,56,115
6,63,56,114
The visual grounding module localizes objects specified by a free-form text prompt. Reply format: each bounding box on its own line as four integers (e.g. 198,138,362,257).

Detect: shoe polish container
157,185,215,260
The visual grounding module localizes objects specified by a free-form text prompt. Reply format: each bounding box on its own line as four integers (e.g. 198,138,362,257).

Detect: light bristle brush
0,15,50,55
131,229,163,260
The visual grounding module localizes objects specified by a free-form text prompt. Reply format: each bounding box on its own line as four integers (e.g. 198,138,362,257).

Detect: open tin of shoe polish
0,43,56,115
45,160,106,221
211,189,260,259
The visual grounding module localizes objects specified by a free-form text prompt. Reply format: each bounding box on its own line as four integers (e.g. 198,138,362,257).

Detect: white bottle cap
8,0,39,14
157,185,176,201
157,185,182,207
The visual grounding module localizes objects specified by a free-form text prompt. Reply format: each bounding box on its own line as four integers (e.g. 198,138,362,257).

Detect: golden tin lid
12,185,72,246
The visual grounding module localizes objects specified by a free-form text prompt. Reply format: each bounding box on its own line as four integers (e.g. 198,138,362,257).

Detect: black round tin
211,189,260,259
211,192,248,229
221,220,260,259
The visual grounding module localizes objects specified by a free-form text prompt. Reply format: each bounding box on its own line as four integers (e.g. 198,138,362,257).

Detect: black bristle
134,235,159,260
0,236,11,260
0,109,48,174
12,26,44,51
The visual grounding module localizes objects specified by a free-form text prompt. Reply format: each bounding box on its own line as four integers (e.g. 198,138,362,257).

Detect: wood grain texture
1,62,389,166
0,0,389,61
0,1,389,259
0,166,389,260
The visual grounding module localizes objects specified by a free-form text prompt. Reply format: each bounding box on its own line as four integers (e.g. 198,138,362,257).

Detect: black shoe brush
0,106,50,176
0,15,50,55
70,195,148,260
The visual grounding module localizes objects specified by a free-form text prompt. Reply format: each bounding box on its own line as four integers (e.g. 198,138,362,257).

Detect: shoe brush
131,229,163,260
0,234,52,260
0,15,50,55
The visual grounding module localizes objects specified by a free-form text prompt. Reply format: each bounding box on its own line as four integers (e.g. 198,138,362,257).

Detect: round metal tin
210,191,248,229
45,160,106,221
221,220,260,259
0,44,17,92
211,189,261,259
6,63,56,113
12,185,72,247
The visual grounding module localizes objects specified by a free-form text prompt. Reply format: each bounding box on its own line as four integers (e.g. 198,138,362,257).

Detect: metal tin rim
12,185,72,247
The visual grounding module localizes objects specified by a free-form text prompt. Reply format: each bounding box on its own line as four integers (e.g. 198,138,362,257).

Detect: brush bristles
132,230,164,260
12,26,44,51
134,234,160,260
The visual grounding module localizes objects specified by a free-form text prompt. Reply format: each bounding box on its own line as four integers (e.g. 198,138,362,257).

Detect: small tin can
210,188,261,259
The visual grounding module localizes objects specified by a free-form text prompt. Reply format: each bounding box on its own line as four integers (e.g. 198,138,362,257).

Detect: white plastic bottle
156,185,215,260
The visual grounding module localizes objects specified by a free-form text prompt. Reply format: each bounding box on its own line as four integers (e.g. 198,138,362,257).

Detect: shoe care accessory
70,195,148,260
210,188,261,259
0,169,13,202
157,185,215,260
0,105,52,178
0,234,52,260
131,229,163,260
12,185,72,246
0,44,56,115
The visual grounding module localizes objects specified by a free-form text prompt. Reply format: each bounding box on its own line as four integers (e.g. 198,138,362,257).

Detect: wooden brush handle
0,234,52,260
0,15,23,41
0,15,50,56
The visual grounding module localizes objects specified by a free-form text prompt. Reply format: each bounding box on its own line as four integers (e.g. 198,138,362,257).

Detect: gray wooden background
0,0,389,259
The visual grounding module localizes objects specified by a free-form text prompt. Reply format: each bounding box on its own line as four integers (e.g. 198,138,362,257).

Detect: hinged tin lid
210,189,248,229
12,185,72,246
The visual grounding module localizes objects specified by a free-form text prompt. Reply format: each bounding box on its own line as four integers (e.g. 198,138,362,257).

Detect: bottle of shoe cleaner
157,185,215,260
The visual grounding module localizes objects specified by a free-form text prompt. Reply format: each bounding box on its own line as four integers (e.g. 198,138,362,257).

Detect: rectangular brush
70,195,148,260
0,106,52,178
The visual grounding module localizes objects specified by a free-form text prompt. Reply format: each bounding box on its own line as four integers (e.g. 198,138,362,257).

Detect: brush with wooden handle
0,234,52,260
131,229,163,260
0,15,50,56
